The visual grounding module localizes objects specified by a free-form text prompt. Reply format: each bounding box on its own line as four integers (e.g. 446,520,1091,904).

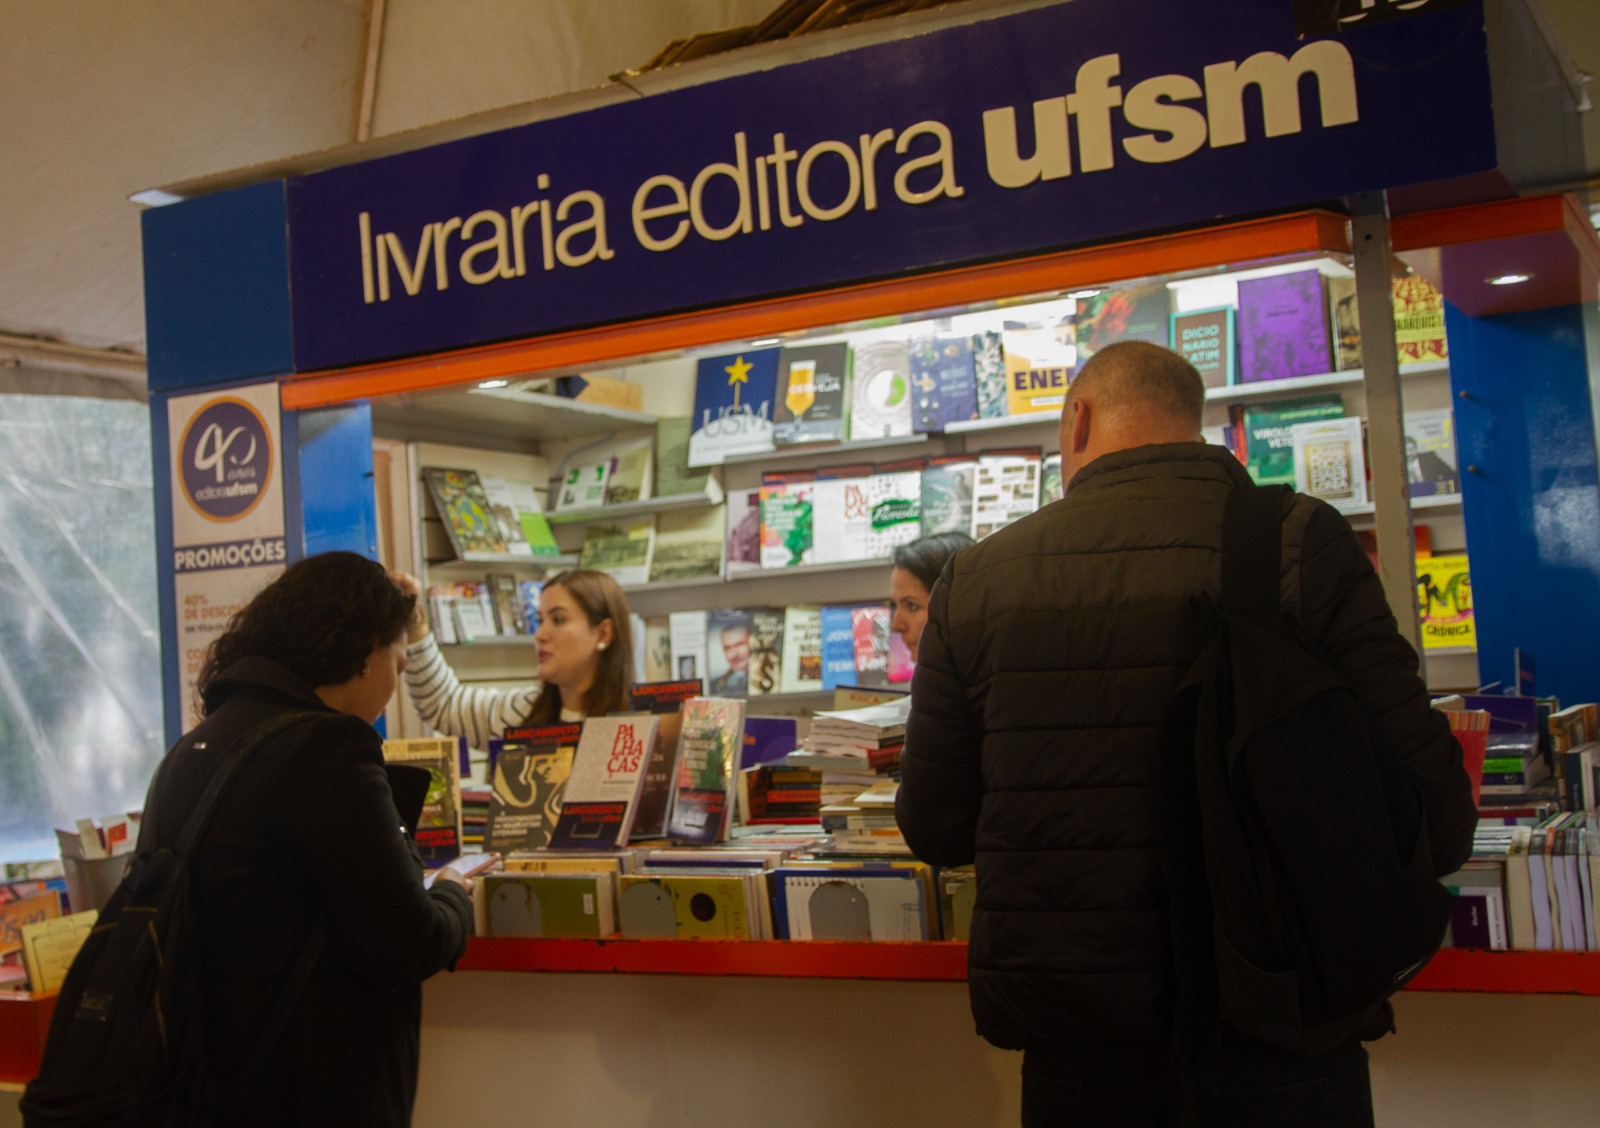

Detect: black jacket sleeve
895,561,984,868
1295,501,1477,875
291,717,473,989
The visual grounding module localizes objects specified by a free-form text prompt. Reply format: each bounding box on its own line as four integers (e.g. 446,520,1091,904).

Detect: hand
391,570,430,643
430,866,472,894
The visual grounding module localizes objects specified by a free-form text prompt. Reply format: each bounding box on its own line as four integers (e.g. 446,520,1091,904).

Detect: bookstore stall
7,0,1600,1124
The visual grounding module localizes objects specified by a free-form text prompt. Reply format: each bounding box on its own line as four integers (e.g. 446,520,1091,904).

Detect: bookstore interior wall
382,248,1475,747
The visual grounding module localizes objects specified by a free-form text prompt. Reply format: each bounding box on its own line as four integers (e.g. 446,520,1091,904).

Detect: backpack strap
1221,484,1292,617
172,710,321,857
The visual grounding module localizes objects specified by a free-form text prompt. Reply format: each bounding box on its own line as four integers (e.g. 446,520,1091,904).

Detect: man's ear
1069,397,1092,454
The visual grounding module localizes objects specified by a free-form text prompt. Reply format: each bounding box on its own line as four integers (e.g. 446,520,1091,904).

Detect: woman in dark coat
141,551,473,1127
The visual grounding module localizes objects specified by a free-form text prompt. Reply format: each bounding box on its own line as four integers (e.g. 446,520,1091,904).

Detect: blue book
688,348,781,467
909,336,978,433
820,605,858,690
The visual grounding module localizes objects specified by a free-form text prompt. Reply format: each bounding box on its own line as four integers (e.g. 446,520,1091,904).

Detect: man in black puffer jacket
896,341,1475,1127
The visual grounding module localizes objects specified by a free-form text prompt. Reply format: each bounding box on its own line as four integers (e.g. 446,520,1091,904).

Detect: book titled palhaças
422,467,508,557
548,715,660,850
667,697,747,846
484,733,577,853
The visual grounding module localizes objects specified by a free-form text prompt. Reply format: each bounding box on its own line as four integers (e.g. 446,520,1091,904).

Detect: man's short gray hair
1069,340,1206,433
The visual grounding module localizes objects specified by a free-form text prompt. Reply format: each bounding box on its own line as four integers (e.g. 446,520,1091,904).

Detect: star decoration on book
724,355,752,405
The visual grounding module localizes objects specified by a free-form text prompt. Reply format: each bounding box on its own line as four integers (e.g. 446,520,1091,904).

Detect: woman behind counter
889,532,975,662
138,551,472,1127
394,568,634,747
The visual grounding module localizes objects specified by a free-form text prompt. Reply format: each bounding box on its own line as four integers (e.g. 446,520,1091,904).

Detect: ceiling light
1486,273,1532,286
1065,289,1102,300
476,378,510,389
749,337,782,347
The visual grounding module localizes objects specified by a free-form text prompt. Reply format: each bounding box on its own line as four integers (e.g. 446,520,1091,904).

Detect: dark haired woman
139,551,472,1127
889,532,975,662
393,568,634,747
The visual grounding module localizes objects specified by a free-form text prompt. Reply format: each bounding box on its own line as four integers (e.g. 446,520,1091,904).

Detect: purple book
1237,271,1333,383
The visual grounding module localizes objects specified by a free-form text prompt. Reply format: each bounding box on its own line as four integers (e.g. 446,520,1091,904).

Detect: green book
481,872,617,938
1235,396,1344,486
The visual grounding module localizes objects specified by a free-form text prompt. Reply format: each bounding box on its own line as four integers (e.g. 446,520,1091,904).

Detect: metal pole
1349,191,1422,651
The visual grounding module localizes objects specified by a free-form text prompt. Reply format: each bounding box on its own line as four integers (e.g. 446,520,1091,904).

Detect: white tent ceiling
0,0,1595,380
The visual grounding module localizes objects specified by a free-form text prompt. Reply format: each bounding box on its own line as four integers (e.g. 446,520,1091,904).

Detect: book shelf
546,489,721,526
451,938,1600,995
1203,360,1451,405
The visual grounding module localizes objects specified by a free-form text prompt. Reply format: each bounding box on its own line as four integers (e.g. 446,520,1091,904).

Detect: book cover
618,874,757,939
849,340,914,440
920,455,976,537
1234,396,1344,486
1237,270,1333,383
382,737,464,864
486,572,526,635
20,908,97,994
759,470,815,568
706,608,754,696
1170,307,1236,389
0,889,61,957
641,616,672,682
422,467,508,556
780,605,824,694
743,716,800,770
578,518,655,586
809,464,875,565
1404,408,1459,498
850,604,892,689
1040,453,1064,506
971,330,1007,419
604,436,655,505
554,456,611,511
864,459,924,558
667,610,708,684
648,505,726,583
909,335,978,433
1393,273,1448,365
1290,416,1367,511
481,872,616,938
724,487,762,576
653,416,718,499
627,680,704,840
1075,284,1171,361
1000,324,1073,417
820,604,860,690
746,609,786,697
688,348,780,466
1327,275,1363,372
1417,553,1474,651
773,342,851,445
971,448,1042,539
478,474,560,557
667,697,747,845
772,866,931,941
549,715,659,850
484,737,576,854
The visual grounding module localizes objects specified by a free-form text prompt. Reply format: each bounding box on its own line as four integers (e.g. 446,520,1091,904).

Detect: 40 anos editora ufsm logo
178,397,273,522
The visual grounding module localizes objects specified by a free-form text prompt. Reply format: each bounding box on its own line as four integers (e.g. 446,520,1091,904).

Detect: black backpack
21,710,326,1127
1157,484,1451,1060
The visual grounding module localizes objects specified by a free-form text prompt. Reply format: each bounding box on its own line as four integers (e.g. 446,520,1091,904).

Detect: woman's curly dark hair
196,551,414,698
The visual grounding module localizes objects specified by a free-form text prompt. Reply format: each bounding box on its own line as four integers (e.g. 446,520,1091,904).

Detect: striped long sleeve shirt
402,634,541,749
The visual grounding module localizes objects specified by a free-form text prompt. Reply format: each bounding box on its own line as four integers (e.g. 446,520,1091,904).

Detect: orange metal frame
280,210,1351,412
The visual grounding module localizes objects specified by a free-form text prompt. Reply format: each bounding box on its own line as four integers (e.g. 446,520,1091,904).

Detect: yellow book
21,908,97,994
1417,554,1474,650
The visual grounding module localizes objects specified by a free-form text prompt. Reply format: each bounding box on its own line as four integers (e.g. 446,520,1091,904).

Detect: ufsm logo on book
179,397,273,522
1294,0,1474,38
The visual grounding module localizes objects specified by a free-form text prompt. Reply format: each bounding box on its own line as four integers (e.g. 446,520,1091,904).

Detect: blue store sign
165,0,1500,377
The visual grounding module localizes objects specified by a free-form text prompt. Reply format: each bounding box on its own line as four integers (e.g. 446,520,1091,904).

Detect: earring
361,662,370,677
598,642,608,651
